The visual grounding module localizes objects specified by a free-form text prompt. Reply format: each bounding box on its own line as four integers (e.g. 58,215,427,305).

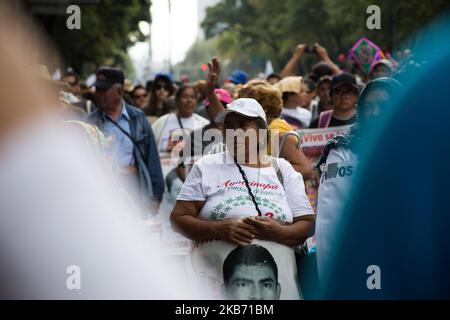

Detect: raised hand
294,43,307,58
206,57,221,93
314,43,330,61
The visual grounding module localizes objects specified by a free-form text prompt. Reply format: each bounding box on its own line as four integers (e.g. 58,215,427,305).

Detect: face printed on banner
167,128,187,152
225,264,281,300
222,245,281,300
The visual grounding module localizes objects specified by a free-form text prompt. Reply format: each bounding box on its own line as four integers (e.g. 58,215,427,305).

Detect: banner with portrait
191,239,301,300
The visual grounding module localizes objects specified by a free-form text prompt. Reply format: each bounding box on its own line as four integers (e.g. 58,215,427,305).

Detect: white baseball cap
215,98,267,124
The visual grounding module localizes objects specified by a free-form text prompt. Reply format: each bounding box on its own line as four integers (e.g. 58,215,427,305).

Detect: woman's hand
217,218,256,246
242,216,284,242
206,57,221,93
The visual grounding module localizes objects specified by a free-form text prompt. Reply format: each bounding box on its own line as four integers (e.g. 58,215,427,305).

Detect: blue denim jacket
84,101,165,204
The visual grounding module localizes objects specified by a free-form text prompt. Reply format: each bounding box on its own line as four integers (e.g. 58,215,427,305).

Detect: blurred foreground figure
316,77,401,286
0,3,191,299
321,17,450,299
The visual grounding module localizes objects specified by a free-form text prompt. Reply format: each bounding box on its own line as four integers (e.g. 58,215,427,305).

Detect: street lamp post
168,0,172,74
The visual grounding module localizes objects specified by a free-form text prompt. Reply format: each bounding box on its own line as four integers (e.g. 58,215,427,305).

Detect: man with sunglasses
85,67,164,214
309,73,358,128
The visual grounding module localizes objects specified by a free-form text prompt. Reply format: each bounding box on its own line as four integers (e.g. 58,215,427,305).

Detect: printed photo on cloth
190,239,300,300
177,151,315,300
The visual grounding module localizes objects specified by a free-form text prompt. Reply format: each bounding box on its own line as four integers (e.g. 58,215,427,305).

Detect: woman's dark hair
145,80,153,93
146,76,175,116
312,61,333,78
282,92,294,104
266,73,281,81
304,79,317,92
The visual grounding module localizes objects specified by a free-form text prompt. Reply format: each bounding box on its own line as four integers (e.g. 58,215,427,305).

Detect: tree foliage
199,0,450,73
33,0,151,76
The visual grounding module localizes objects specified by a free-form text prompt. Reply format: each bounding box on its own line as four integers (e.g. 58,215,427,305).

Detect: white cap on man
215,98,267,124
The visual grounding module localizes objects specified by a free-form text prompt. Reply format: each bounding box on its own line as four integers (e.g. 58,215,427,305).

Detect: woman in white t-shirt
152,85,209,152
170,98,315,300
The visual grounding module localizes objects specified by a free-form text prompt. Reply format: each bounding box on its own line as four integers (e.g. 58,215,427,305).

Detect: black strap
234,162,262,217
176,115,184,130
104,114,146,162
271,157,284,190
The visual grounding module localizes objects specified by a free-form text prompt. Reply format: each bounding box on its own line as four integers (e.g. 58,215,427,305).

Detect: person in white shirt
171,97,314,245
152,85,209,152
170,98,315,299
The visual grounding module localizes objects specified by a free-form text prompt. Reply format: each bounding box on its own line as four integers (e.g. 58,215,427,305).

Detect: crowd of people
45,41,413,300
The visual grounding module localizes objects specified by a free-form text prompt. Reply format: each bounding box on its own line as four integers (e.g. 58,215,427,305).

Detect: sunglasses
133,93,148,99
155,84,169,91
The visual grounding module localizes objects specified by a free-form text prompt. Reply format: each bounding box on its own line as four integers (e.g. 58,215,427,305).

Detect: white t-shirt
281,107,312,128
316,146,358,283
177,152,314,224
155,113,209,152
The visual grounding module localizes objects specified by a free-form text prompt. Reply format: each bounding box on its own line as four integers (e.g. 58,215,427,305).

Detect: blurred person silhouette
0,3,188,299
321,17,450,298
31,65,86,121
315,77,401,286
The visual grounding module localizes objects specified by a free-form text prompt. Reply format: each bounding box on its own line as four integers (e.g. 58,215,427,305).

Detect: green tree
200,0,450,76
33,0,151,76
